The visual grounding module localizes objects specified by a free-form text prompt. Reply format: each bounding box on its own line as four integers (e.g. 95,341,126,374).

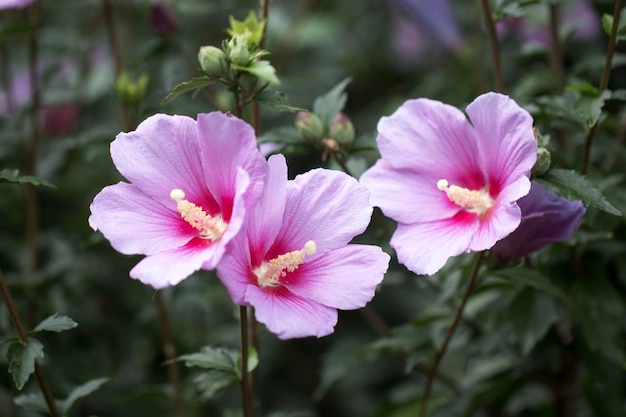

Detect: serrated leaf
13,392,50,414
236,346,259,378
7,338,44,390
254,91,307,113
33,313,77,333
610,89,626,101
59,377,109,415
0,170,56,189
537,169,622,216
602,11,626,43
575,90,610,127
161,77,216,105
491,267,569,302
313,77,351,126
566,81,599,96
509,290,558,355
237,60,280,85
193,371,237,400
258,126,302,145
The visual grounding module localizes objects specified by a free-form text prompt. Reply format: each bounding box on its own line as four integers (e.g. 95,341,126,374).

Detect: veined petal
284,245,389,310
469,202,521,252
271,169,372,258
245,285,338,339
217,240,253,305
130,240,216,288
377,98,485,188
391,213,478,275
197,112,267,217
110,114,215,212
89,182,192,255
360,159,460,223
466,93,537,190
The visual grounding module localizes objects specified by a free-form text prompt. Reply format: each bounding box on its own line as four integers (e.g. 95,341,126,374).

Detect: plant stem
418,252,484,417
155,292,186,417
239,306,254,417
0,41,13,114
479,0,505,93
548,4,564,88
581,0,622,175
0,270,61,417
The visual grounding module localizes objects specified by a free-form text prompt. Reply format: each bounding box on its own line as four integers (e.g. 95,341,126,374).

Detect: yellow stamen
254,240,317,288
437,179,493,215
170,188,226,241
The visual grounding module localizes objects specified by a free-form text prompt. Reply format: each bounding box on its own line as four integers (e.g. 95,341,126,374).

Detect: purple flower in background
360,93,537,275
497,0,600,47
149,1,177,36
89,112,267,289
217,155,390,339
491,182,585,261
0,0,35,10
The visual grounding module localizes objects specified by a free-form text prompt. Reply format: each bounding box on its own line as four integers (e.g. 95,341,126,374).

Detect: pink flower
0,0,35,10
217,155,390,339
360,92,537,275
89,112,267,288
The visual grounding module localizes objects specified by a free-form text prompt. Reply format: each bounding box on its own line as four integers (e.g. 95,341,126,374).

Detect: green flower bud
295,112,324,143
198,45,228,78
533,127,544,147
329,113,355,146
227,34,251,66
114,72,149,105
531,147,551,177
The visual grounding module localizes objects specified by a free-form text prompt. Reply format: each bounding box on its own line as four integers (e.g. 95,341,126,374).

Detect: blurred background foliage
1,0,626,416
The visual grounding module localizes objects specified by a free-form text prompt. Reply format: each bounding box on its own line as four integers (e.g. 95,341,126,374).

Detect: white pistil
170,188,226,241
255,240,317,288
437,179,494,216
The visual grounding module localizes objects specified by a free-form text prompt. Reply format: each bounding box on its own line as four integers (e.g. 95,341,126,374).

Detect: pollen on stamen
255,240,317,288
169,188,226,240
437,179,494,215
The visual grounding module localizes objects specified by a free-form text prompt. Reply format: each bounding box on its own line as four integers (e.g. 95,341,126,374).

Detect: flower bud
198,46,228,78
295,112,324,143
531,147,551,177
114,72,150,105
149,1,177,37
329,113,355,146
226,34,251,66
533,126,544,147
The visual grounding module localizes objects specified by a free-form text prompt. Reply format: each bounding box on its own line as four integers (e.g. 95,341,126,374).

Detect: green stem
479,0,505,93
0,270,61,417
239,306,254,417
548,4,564,88
418,252,484,417
581,0,623,175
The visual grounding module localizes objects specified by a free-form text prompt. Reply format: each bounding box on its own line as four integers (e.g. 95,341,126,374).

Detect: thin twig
479,0,505,93
0,270,61,417
155,293,186,417
581,0,623,175
239,306,254,417
418,252,484,417
0,41,13,114
548,4,564,88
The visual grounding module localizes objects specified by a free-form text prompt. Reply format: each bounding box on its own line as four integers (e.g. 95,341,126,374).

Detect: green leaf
602,10,626,43
59,377,109,415
33,313,78,334
7,338,44,390
566,81,599,96
0,170,56,189
161,77,217,105
509,290,559,355
13,392,50,414
236,346,259,379
192,371,238,400
313,77,351,126
237,60,280,85
491,266,569,302
254,91,307,113
537,169,622,216
576,90,610,127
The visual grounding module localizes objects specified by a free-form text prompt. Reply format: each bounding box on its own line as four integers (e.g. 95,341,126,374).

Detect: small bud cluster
294,111,356,160
531,127,551,177
114,72,150,106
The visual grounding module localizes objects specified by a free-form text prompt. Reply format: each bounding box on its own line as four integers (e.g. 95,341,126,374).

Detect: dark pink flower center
170,189,227,241
254,241,316,288
437,179,494,216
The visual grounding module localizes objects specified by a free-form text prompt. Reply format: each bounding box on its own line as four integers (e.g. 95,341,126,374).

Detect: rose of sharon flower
491,181,585,261
89,112,266,288
360,92,537,275
0,0,35,10
217,154,390,339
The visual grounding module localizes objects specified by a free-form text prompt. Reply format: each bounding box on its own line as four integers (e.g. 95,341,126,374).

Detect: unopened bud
114,72,149,105
149,2,177,37
531,147,551,177
295,112,324,143
198,46,228,77
329,112,355,146
226,34,251,66
533,127,544,147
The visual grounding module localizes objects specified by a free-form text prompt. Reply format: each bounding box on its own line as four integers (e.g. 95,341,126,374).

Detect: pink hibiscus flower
217,155,390,339
360,92,537,275
89,112,267,288
0,0,35,10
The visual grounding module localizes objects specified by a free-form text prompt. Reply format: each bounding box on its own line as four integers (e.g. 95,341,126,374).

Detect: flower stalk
239,306,254,417
480,0,505,93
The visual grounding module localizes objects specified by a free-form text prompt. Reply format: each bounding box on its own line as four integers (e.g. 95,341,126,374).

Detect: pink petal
196,112,267,218
466,93,537,191
130,240,217,288
469,202,521,252
111,114,215,212
272,169,372,258
89,182,193,255
360,159,460,223
377,98,485,188
391,213,478,275
284,245,390,310
245,285,338,339
216,239,253,305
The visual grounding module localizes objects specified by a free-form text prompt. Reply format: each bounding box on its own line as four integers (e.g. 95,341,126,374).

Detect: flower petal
284,245,389,309
245,285,338,339
130,240,216,288
271,169,373,257
466,93,537,191
197,112,267,218
110,114,214,211
469,202,521,252
391,213,478,275
360,159,460,223
89,182,192,255
216,238,253,305
377,98,485,188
